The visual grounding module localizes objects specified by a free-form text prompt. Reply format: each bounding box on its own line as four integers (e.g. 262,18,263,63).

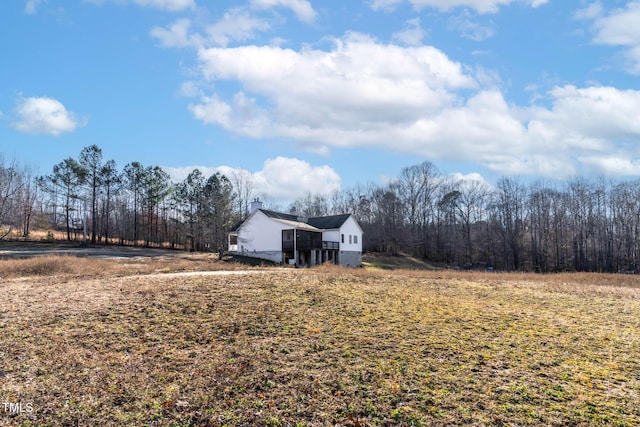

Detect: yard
1,255,639,426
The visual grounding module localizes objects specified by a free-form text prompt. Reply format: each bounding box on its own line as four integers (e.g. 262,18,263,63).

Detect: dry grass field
1,256,639,426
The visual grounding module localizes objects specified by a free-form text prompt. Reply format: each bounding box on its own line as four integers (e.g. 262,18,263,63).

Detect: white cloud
177,80,202,98
150,18,202,48
411,0,511,14
13,97,84,136
186,35,534,173
371,0,548,14
253,157,341,201
206,8,271,47
369,0,403,12
130,0,194,11
24,0,45,14
192,32,476,144
450,171,492,186
250,0,316,23
579,156,640,176
574,2,603,20
586,2,640,73
188,94,234,128
163,165,219,183
164,157,340,202
530,85,640,144
592,2,640,45
400,90,529,170
85,0,194,11
519,85,640,177
151,9,271,49
447,13,495,41
178,24,640,179
392,18,427,46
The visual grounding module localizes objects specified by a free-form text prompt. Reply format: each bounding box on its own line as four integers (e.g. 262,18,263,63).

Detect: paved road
0,241,188,259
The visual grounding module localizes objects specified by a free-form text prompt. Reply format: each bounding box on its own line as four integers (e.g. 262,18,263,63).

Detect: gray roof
260,209,300,222
307,213,351,229
260,209,351,230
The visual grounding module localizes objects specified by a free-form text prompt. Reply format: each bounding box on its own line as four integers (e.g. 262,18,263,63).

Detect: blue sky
2,0,640,203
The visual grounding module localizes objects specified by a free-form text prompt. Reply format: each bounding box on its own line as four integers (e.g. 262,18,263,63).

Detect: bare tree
17,166,38,239
567,177,608,271
290,192,329,218
229,169,254,218
494,177,526,270
369,182,405,253
455,178,491,264
528,182,555,272
398,161,440,257
609,180,640,272
0,157,27,238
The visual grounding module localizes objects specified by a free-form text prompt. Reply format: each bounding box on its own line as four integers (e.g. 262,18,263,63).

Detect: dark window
341,234,344,243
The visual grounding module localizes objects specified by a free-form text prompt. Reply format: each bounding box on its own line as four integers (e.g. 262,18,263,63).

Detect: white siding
338,216,363,252
231,211,363,266
236,211,287,262
323,229,340,243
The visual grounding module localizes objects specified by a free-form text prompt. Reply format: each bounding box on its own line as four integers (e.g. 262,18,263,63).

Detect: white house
228,200,363,267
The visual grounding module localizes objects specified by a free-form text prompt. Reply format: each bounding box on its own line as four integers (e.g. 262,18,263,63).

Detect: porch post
293,226,297,267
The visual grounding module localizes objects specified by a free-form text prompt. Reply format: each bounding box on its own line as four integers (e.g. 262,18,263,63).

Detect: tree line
2,146,640,272
290,162,640,273
0,146,237,255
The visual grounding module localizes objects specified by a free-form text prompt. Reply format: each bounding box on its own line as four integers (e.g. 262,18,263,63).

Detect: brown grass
0,254,249,280
0,261,639,426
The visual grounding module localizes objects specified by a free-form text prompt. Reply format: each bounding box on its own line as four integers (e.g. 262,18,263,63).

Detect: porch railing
283,240,339,251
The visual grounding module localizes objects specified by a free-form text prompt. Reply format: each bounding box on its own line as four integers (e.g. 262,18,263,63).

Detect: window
341,234,344,243
354,235,358,244
349,235,352,244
